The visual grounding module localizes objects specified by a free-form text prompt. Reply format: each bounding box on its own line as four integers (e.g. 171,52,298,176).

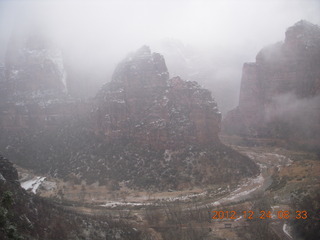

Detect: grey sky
1,0,319,60
0,0,319,113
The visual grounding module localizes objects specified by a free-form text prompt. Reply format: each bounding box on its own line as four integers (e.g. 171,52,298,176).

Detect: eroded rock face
4,31,67,101
0,31,91,131
95,46,221,149
223,20,320,149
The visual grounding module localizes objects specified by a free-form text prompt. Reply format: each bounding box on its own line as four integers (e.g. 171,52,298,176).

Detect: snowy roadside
283,223,293,239
100,191,209,208
211,171,265,207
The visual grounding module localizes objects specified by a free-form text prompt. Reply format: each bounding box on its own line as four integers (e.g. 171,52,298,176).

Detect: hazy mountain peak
134,45,152,56
285,19,320,48
111,46,169,85
293,19,320,29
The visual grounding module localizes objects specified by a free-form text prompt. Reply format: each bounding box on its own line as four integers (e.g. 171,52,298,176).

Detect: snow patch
164,150,172,162
100,201,152,208
0,173,6,182
212,172,264,206
165,191,207,202
21,177,46,194
283,223,293,239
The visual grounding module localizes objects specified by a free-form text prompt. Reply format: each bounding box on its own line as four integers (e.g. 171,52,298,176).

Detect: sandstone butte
94,45,221,149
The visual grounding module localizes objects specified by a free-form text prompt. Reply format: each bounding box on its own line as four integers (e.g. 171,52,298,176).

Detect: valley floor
16,137,320,240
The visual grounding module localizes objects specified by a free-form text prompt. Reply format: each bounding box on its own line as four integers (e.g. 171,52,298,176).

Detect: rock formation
95,46,221,149
0,44,258,190
4,30,67,101
223,20,320,149
0,30,90,131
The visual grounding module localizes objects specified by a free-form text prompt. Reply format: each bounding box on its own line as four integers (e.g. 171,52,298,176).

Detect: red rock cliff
94,46,221,149
223,20,320,149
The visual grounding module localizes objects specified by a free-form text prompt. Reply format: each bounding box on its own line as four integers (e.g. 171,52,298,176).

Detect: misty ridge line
2,19,319,156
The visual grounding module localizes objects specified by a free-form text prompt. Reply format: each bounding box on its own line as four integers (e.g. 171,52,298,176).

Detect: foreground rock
0,156,149,240
223,20,320,150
